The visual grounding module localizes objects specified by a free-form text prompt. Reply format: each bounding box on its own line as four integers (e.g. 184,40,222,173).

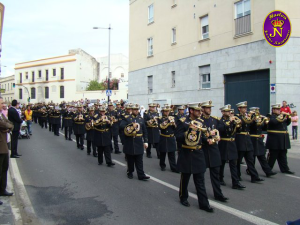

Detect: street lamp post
93,24,111,102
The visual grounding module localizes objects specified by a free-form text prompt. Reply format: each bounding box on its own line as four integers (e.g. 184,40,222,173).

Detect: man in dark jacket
266,103,294,174
8,100,23,158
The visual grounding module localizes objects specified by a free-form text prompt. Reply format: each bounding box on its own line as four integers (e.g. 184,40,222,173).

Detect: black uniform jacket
217,116,239,161
266,114,291,150
143,110,160,144
120,114,148,155
175,116,208,174
201,115,222,168
85,114,96,141
93,114,112,147
249,117,268,156
63,111,74,127
235,114,254,151
157,116,176,153
52,110,61,126
106,109,119,136
72,112,86,135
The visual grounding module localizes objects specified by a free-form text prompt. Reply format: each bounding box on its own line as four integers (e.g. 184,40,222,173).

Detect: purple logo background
263,10,292,47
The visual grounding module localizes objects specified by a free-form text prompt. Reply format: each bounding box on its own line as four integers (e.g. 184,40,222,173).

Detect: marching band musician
48,105,54,132
120,104,150,180
52,106,61,136
175,103,214,213
175,105,186,152
266,103,295,174
143,103,160,158
73,105,86,150
218,105,246,190
200,100,228,202
248,107,277,177
119,103,133,150
85,107,97,157
106,102,121,154
235,101,264,183
93,106,115,167
39,107,48,129
157,106,178,173
62,105,74,141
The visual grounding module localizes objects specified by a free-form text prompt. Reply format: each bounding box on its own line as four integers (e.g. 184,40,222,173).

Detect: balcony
235,14,251,36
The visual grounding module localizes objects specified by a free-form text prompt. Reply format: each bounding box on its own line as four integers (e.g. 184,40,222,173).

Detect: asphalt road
13,123,300,225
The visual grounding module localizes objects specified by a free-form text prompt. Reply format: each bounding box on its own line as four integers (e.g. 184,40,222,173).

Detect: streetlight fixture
93,24,112,102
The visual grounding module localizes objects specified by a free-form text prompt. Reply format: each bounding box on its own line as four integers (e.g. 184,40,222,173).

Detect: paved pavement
2,123,300,225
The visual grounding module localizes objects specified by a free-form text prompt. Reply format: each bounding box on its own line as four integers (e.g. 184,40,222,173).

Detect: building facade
15,49,100,104
129,0,300,115
0,75,15,104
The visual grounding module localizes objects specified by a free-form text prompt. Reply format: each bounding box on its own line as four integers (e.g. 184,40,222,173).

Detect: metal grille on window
148,76,153,94
171,71,175,88
31,88,36,99
148,38,153,56
60,86,64,98
45,87,49,99
19,89,22,99
199,65,211,89
235,0,251,35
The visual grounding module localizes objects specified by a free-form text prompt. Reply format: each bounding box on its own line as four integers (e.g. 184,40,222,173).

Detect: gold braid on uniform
124,123,137,136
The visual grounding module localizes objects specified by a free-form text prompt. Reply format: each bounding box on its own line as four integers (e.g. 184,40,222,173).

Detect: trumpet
230,115,242,127
190,120,207,132
208,128,220,142
277,112,290,120
168,116,175,124
111,116,118,123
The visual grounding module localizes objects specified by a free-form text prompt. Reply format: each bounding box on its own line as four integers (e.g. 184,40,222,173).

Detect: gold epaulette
211,116,220,120
125,115,130,118
179,117,186,122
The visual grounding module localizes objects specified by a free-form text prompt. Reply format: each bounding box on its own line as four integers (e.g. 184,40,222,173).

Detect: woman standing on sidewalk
24,105,33,135
291,111,298,140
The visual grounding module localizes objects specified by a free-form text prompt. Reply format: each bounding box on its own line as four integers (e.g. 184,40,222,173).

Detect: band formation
29,100,294,213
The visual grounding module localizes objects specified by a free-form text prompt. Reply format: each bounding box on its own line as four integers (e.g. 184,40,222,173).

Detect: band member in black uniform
218,105,246,189
266,103,295,174
120,104,133,160
235,101,264,183
32,105,38,124
73,105,86,150
175,105,185,152
248,107,277,177
85,107,97,157
106,102,121,154
157,106,178,173
94,106,115,166
63,105,74,141
143,103,160,158
175,102,214,213
52,107,61,136
39,107,48,129
48,106,53,132
120,104,150,180
200,101,228,202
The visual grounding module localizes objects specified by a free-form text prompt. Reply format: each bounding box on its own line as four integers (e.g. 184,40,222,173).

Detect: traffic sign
106,90,112,96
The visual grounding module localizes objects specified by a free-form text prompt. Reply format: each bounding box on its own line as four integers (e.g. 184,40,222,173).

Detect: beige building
129,0,300,115
0,75,15,104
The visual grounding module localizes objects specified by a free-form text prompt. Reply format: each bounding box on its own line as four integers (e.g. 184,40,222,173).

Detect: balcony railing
235,14,251,36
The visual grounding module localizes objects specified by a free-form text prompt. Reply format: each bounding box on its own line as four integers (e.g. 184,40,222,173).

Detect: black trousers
237,151,259,180
97,146,112,164
254,155,272,174
40,119,47,128
33,115,38,123
75,134,84,148
11,131,20,156
49,123,52,131
209,167,223,198
146,143,160,157
0,154,9,193
126,154,145,178
160,152,177,171
179,173,209,208
52,124,59,136
111,135,120,152
64,127,72,139
220,160,240,185
87,141,97,154
268,149,290,172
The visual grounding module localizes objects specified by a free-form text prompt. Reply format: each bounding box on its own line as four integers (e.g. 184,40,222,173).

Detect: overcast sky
0,0,129,77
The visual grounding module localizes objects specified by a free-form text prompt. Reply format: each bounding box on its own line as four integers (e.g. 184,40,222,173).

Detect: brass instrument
277,112,290,120
230,115,242,127
168,116,175,124
111,116,118,123
133,122,140,132
148,116,159,127
190,120,207,132
85,119,95,130
208,128,220,142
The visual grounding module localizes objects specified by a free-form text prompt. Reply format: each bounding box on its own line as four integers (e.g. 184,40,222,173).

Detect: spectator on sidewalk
280,101,292,115
1,103,8,118
0,97,14,204
8,100,23,158
291,111,298,140
24,105,33,135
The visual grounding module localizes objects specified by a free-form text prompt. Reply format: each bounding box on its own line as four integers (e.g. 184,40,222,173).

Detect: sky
0,0,129,77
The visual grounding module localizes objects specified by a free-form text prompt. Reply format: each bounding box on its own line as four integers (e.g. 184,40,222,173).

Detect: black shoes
251,178,264,183
161,167,166,171
180,199,190,207
98,162,103,165
0,191,13,196
215,196,229,202
10,155,20,158
246,169,250,175
16,154,22,156
220,180,226,186
115,151,122,154
127,173,133,179
200,205,214,213
107,163,115,167
171,170,180,173
232,183,246,189
282,171,295,175
138,176,150,181
93,153,98,157
266,171,277,177
80,147,84,150
146,155,152,158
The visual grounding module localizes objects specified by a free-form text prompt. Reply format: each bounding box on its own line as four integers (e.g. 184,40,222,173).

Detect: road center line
59,131,279,225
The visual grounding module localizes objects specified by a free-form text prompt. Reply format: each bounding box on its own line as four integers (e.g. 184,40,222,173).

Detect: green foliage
86,80,105,91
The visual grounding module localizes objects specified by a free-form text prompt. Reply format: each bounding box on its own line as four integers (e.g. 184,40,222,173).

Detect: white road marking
59,131,281,224
285,174,300,179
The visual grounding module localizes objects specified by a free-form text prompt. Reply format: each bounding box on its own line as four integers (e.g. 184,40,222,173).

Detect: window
31,87,36,99
172,27,176,44
26,72,28,79
53,68,56,76
234,0,251,35
235,0,250,18
46,70,49,81
148,4,154,24
147,37,153,56
38,70,42,78
32,71,35,82
60,86,64,98
60,68,64,80
200,15,209,39
148,75,153,94
171,71,175,88
199,65,211,89
45,87,49,99
19,73,22,83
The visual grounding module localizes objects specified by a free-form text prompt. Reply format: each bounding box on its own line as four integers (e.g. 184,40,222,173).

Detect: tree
86,80,105,91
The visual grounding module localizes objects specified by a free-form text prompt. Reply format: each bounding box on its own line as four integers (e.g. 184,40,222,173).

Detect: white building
0,75,15,104
15,49,99,104
97,54,129,81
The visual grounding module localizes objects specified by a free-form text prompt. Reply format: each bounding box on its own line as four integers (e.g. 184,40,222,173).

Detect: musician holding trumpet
72,104,86,150
85,107,97,157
